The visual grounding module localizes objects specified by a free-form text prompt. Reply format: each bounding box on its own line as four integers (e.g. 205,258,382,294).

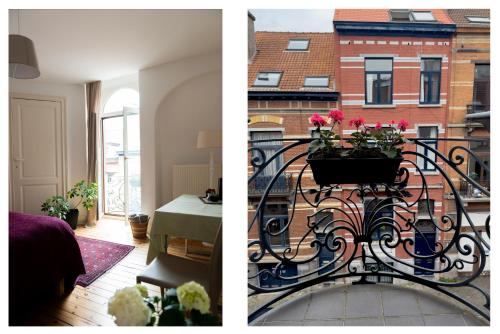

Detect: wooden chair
137,225,222,314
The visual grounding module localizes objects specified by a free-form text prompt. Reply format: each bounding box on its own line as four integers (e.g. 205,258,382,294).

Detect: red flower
390,120,396,125
397,119,410,132
348,117,366,129
375,122,382,130
327,109,344,123
309,113,327,127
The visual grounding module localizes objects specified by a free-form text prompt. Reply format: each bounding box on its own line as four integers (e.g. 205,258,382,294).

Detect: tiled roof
248,32,335,91
447,9,490,28
333,9,454,24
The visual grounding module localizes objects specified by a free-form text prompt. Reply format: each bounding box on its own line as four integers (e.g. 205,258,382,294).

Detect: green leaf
158,304,186,326
382,149,398,158
190,309,219,326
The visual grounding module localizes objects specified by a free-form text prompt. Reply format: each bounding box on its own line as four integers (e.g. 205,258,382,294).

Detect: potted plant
108,281,219,326
66,180,98,229
128,214,150,239
306,109,407,186
41,195,71,221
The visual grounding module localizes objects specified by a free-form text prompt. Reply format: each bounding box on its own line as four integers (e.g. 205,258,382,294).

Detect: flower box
307,149,403,185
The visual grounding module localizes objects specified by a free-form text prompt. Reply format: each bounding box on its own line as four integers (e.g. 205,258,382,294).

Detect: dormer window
286,39,309,51
253,72,282,87
466,16,490,24
410,11,436,22
304,76,329,87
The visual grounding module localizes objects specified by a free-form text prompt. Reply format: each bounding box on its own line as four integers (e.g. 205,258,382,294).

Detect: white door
10,96,66,214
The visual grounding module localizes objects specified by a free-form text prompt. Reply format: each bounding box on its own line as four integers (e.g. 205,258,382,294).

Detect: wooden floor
19,217,211,326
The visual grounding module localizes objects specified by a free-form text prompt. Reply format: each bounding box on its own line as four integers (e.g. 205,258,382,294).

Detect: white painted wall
139,51,222,217
156,71,222,204
9,79,87,222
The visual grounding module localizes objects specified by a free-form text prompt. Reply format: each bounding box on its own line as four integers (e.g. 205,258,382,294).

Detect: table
146,194,222,264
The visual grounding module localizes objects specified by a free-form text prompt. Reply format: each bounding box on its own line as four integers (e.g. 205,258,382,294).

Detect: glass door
101,91,141,218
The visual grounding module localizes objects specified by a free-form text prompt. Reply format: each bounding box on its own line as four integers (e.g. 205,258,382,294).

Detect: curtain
85,81,102,224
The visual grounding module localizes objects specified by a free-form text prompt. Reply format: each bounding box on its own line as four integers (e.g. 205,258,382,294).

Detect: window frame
286,39,310,51
410,11,436,22
472,63,490,112
364,198,394,241
466,16,490,24
253,72,283,87
364,58,393,105
304,76,330,88
419,58,442,104
249,130,284,177
417,126,438,172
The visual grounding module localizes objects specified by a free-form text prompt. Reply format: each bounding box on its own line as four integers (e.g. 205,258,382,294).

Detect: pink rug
75,236,135,287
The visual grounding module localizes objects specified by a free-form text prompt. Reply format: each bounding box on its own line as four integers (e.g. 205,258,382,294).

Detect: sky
250,9,334,32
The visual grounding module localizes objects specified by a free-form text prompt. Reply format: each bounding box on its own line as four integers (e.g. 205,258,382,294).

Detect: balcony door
101,89,141,217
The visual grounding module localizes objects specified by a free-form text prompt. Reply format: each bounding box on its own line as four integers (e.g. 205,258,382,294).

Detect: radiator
172,164,222,198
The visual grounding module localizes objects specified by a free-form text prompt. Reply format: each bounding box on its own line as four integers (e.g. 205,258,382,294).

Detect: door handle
13,157,24,162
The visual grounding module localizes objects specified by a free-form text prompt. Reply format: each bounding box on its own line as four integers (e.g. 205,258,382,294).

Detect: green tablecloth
146,194,222,264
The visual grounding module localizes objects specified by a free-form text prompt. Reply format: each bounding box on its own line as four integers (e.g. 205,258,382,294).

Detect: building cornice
248,91,340,101
333,21,456,38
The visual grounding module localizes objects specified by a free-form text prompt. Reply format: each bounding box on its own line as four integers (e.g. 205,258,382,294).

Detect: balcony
459,179,490,201
248,138,490,326
248,174,293,198
467,104,490,114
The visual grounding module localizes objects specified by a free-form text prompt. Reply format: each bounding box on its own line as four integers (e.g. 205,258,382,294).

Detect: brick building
248,9,488,289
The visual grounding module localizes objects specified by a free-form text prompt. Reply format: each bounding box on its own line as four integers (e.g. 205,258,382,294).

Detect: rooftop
447,9,490,28
248,32,335,92
333,9,454,24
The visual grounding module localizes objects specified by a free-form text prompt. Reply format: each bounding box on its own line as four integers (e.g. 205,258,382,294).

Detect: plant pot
64,209,79,230
306,149,403,185
128,214,149,239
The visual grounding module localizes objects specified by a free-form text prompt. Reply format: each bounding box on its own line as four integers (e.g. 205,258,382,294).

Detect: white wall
139,51,222,216
156,71,222,203
9,79,87,222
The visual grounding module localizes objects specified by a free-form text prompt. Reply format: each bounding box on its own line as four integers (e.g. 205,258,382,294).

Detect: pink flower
397,119,410,132
375,122,382,130
309,113,327,127
327,109,344,123
348,117,366,129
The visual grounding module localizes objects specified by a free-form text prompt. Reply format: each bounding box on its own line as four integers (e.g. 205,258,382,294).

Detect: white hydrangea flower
108,286,151,326
176,281,211,314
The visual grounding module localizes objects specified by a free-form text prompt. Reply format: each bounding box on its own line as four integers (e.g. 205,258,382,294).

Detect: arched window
103,88,139,115
101,88,141,216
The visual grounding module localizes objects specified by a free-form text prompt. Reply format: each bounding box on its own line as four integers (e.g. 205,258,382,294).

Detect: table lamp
197,130,222,189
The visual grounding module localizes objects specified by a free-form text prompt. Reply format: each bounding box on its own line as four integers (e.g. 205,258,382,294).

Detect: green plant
372,120,407,158
41,195,71,220
67,180,98,210
108,282,219,326
308,111,408,159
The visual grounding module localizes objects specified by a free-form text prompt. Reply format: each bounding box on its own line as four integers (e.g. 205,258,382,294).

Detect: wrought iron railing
467,104,490,114
248,174,293,197
248,138,490,323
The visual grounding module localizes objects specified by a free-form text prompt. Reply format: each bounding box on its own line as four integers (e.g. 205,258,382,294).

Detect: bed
9,212,86,311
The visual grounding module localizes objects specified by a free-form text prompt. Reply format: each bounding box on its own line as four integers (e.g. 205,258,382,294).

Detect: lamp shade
197,130,222,149
9,34,40,79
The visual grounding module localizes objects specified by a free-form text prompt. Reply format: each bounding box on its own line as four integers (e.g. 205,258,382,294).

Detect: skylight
466,16,490,24
253,72,282,87
304,76,329,87
410,11,436,22
286,39,309,51
390,9,411,22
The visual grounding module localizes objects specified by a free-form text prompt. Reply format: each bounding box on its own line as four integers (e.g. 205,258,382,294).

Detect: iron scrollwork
248,138,490,322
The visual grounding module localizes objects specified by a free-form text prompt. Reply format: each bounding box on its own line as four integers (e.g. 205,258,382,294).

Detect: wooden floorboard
19,218,210,326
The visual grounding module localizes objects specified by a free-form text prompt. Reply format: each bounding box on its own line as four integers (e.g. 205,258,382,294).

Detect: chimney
248,11,256,61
